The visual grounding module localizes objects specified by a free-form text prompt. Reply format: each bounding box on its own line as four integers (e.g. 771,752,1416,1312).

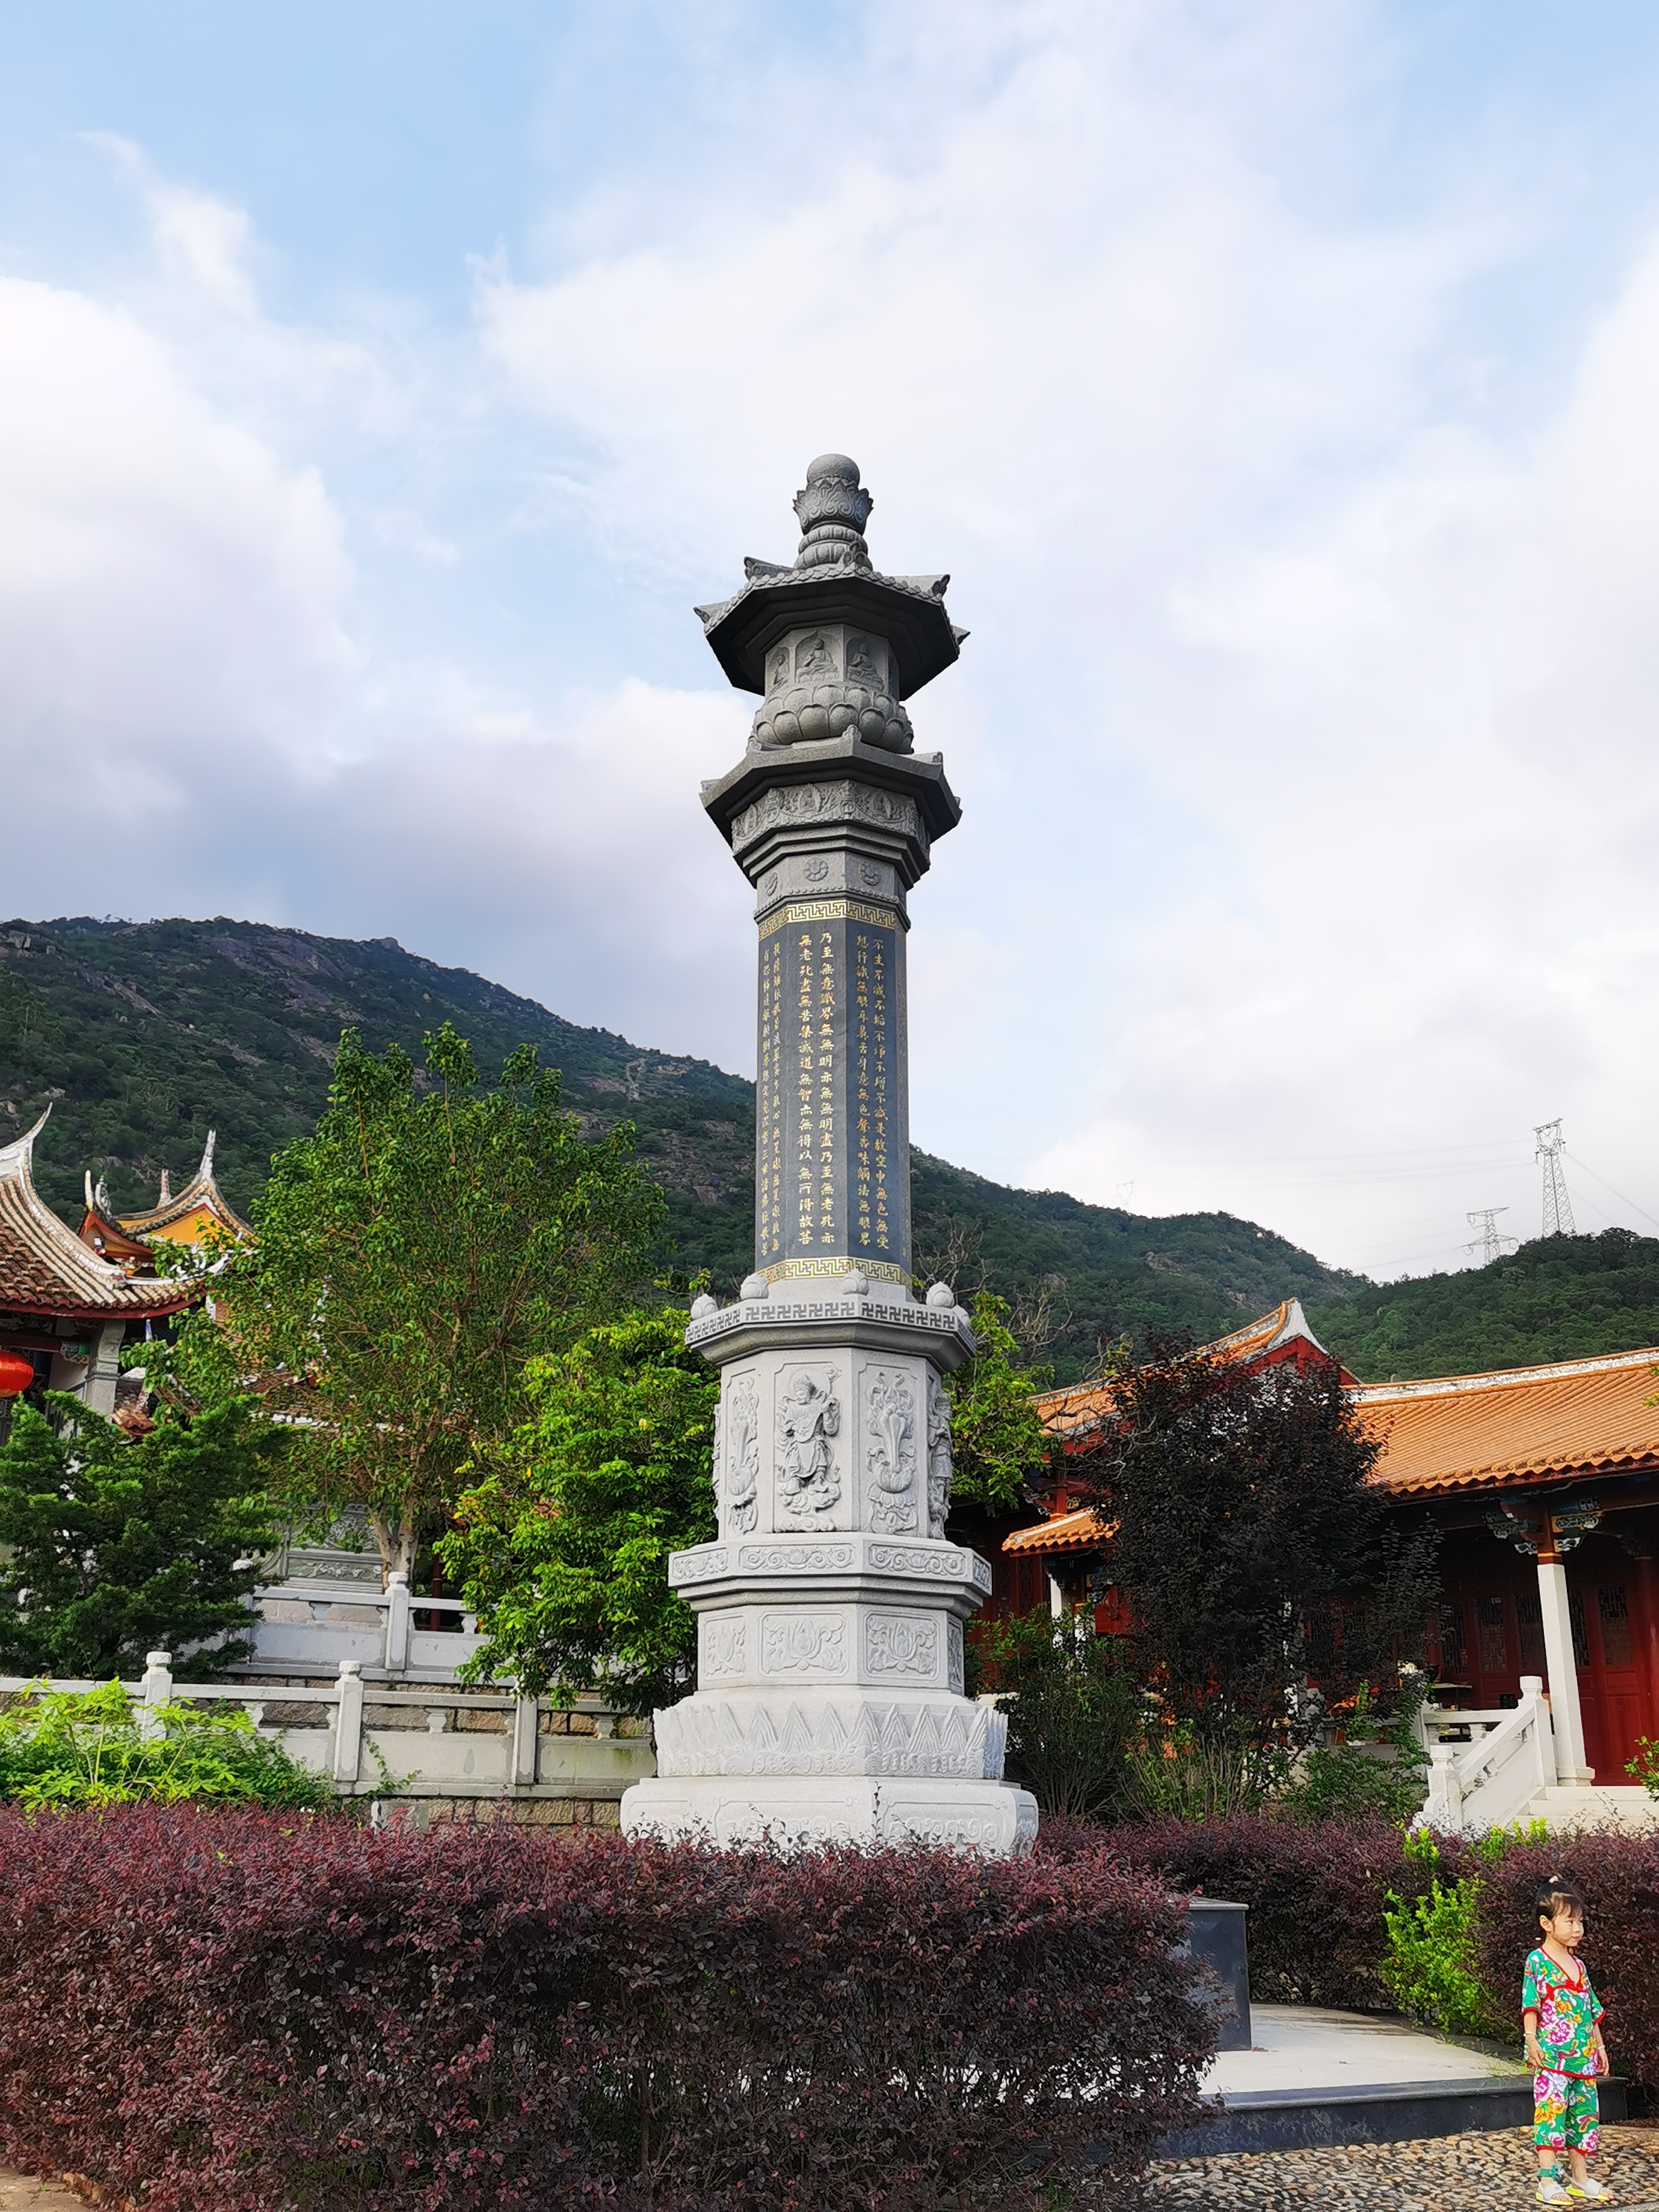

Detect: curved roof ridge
1353,1344,1659,1403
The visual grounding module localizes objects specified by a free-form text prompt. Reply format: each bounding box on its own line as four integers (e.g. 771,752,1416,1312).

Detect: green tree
972,1606,1141,1818
174,1025,665,1578
947,1291,1054,1510
439,1309,719,1715
1072,1339,1439,1785
0,1396,279,1679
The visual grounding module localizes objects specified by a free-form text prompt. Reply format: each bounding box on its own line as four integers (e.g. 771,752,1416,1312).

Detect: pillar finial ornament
621,456,1036,1858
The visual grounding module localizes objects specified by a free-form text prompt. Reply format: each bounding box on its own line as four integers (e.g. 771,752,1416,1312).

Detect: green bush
0,1681,337,1810
972,1609,1141,1818
1379,1825,1541,2038
1279,1683,1431,1826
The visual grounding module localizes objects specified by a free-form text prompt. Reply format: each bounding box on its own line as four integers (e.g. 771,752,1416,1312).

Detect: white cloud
5,7,1659,1284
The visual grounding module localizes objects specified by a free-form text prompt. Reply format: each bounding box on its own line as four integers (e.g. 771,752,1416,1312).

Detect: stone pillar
1537,1553,1594,1784
622,457,1037,1856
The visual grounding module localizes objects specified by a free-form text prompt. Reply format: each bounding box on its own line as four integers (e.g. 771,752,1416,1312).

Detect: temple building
0,1111,199,1420
1002,1299,1659,1814
107,1130,250,1250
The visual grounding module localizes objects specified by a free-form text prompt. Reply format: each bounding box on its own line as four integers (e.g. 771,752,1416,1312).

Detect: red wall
1431,1525,1659,1780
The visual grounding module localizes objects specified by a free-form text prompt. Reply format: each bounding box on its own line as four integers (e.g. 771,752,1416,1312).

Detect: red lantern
0,1349,35,1398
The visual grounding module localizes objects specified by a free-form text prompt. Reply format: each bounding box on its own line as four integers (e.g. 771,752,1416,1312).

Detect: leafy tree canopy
0,1396,279,1680
173,1024,665,1576
1071,1340,1438,1771
439,1309,719,1715
945,1291,1055,1511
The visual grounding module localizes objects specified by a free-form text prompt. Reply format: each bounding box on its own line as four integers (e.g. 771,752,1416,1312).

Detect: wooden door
1570,1572,1657,1779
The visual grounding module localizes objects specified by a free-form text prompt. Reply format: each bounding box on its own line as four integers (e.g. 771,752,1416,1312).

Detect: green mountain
0,916,1364,1379
1307,1230,1659,1381
4,917,1655,1386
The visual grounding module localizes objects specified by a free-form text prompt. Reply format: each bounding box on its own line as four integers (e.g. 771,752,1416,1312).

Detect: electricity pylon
1466,1207,1517,1265
1534,1119,1577,1238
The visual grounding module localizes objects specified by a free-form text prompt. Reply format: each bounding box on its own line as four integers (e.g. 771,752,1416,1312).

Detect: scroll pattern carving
725,1376,760,1535
702,1619,746,1677
865,1615,937,1676
669,1547,731,1584
737,1543,854,1572
776,1367,840,1528
762,1617,846,1673
864,1370,917,1535
948,1620,965,1695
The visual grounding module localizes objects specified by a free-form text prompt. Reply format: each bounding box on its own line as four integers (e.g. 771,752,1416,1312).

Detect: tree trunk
367,1506,420,1584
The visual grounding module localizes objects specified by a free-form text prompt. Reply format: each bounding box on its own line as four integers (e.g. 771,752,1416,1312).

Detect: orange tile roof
0,1113,196,1321
1003,1506,1113,1556
1032,1297,1341,1439
119,1130,250,1244
1356,1349,1659,1497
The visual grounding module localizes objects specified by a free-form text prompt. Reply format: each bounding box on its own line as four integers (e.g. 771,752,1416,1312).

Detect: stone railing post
510,1692,540,1786
383,1571,412,1672
137,1649,173,1741
1425,1735,1463,1831
332,1659,364,1786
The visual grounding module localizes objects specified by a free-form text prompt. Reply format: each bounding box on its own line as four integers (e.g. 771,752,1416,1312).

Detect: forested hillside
0,917,1359,1380
2,917,1654,1386
1307,1230,1659,1381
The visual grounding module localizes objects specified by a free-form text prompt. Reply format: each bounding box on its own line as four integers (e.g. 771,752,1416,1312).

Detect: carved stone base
655,1689,1006,1778
622,1773,1039,1857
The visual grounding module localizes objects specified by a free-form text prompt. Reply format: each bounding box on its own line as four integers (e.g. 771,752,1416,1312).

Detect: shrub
973,1609,1141,1818
1062,1813,1469,2011
1380,1827,1507,2038
1472,1828,1659,2091
0,1809,1214,2211
0,1681,336,1810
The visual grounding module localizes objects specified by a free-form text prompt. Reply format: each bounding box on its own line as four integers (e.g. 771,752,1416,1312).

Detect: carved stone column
621,457,1037,1855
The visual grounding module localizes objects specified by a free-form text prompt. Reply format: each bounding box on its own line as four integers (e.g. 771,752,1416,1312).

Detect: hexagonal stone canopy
694,454,968,704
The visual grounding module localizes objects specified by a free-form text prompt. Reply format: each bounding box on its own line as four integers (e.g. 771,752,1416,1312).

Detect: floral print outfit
1523,1946,1603,2155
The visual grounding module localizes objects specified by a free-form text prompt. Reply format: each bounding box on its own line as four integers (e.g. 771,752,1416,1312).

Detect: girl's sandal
1538,2183,1572,2205
1567,2184,1614,2201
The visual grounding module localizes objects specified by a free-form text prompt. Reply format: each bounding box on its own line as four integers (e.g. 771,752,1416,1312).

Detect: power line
1564,1151,1659,1238
1534,1119,1576,1238
1465,1206,1518,1265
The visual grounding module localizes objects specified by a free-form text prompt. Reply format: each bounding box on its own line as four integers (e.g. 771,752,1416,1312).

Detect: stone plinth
622,457,1036,1857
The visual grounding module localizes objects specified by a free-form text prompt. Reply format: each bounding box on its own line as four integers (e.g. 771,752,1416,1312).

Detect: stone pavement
1120,2120,1659,2210
0,2181,83,2208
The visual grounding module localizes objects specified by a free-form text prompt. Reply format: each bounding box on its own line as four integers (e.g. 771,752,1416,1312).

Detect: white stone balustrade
0,1655,652,1811
241,1571,486,1683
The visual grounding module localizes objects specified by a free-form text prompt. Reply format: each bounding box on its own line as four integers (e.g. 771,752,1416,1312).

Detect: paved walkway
8,2125,1659,2209
1203,2002,1527,2099
1127,2120,1659,2210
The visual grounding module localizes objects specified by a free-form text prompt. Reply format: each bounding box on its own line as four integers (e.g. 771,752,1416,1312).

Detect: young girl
1523,1873,1612,2203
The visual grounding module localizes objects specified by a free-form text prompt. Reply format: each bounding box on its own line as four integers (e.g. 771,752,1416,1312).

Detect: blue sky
4,1,1659,1278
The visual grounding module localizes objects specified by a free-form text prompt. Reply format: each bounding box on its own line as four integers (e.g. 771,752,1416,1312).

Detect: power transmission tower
1466,1207,1517,1264
1534,1119,1577,1238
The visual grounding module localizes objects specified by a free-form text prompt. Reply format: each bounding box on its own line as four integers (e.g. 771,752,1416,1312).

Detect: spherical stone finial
925,1281,956,1309
739,1272,770,1302
839,1268,870,1296
794,454,873,571
690,1293,719,1320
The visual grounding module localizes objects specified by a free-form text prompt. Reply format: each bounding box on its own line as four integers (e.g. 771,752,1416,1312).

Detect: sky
3,0,1659,1281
